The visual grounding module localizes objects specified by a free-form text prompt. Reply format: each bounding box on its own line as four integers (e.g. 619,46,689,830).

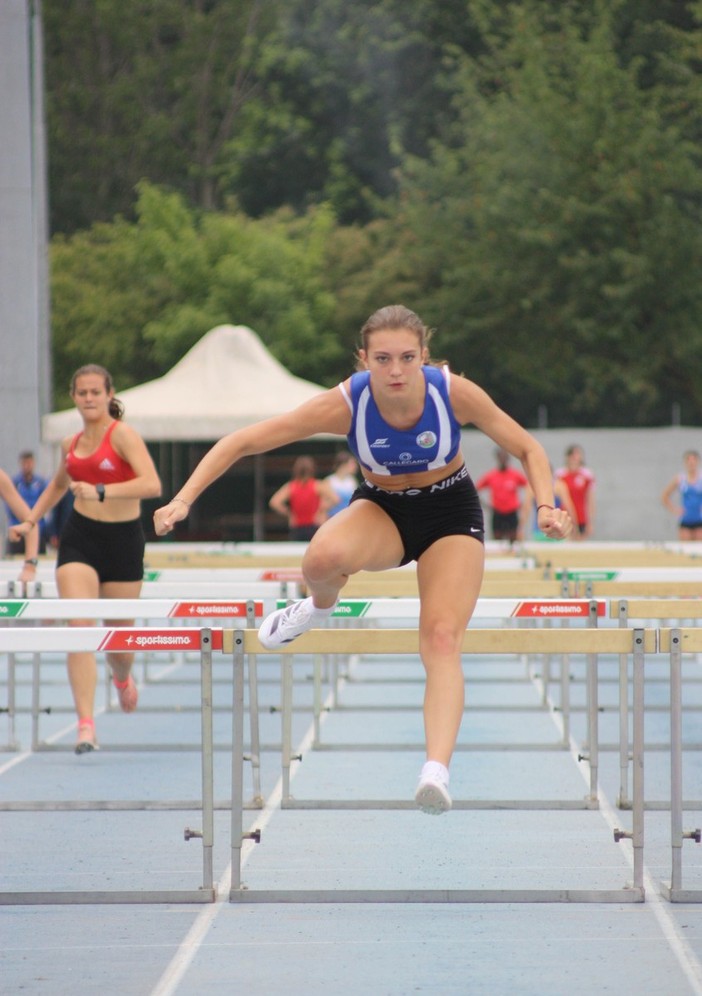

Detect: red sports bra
65,421,136,485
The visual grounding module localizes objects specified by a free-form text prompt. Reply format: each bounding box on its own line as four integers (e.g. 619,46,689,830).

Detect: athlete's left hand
538,507,573,540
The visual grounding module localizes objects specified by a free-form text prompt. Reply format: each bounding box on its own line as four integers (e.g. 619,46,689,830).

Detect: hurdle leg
669,629,684,893
584,650,599,802
230,630,246,894
558,652,570,746
313,652,323,748
281,654,295,805
31,651,41,750
246,601,263,807
616,601,631,808
3,650,18,750
617,649,630,808
631,629,645,893
199,629,214,892
540,618,552,704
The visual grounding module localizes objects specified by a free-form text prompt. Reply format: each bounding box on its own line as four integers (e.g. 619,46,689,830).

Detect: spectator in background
555,444,595,539
4,451,49,555
475,447,528,543
661,450,702,541
268,455,337,540
325,451,359,518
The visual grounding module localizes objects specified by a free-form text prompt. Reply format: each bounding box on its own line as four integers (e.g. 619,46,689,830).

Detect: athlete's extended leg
414,535,484,812
258,500,403,648
56,562,101,750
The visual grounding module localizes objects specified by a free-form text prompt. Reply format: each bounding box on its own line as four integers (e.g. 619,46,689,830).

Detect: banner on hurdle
0,599,262,620
272,597,608,619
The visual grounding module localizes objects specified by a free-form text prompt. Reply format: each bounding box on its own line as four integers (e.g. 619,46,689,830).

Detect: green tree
44,0,280,233
50,183,341,407
389,1,702,426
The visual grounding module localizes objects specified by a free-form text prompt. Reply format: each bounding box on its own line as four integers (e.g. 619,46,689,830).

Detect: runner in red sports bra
65,421,136,485
12,364,161,753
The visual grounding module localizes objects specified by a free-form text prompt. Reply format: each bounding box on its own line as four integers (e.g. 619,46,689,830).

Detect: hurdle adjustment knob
684,829,702,843
184,827,203,841
242,829,261,844
613,828,632,843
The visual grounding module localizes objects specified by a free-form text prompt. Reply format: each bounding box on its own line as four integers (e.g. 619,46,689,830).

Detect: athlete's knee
419,617,465,660
302,534,352,584
106,650,133,668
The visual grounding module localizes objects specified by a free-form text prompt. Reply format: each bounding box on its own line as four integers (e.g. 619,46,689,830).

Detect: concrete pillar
0,0,51,497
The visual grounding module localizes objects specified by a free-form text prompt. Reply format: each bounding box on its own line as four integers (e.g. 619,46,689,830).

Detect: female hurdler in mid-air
153,305,572,814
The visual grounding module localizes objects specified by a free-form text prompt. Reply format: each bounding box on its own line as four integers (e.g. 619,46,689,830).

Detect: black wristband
96,483,106,503
24,558,38,566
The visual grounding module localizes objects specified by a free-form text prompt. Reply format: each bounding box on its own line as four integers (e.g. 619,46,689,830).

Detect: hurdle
659,628,702,903
298,598,605,803
521,541,702,569
0,626,218,905
0,597,264,777
610,600,702,811
225,627,651,904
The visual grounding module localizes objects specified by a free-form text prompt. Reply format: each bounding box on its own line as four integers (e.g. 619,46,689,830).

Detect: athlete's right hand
153,499,190,536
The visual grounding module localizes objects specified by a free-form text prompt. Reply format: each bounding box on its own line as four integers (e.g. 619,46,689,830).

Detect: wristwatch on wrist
24,558,38,566
96,483,106,502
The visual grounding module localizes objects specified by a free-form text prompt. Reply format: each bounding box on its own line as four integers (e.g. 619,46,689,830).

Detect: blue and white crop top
338,365,462,476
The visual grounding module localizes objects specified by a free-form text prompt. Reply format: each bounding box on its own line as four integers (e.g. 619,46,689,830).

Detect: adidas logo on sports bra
98,458,116,471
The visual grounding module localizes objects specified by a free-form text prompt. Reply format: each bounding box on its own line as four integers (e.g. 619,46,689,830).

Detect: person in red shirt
268,455,337,540
555,444,595,539
475,447,528,542
12,364,162,753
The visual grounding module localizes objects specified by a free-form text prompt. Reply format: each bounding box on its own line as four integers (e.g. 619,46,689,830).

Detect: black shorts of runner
349,464,485,565
491,510,519,540
290,524,318,541
57,509,145,583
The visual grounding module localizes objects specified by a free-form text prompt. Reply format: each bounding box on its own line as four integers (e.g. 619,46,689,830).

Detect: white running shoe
415,770,452,816
258,597,317,649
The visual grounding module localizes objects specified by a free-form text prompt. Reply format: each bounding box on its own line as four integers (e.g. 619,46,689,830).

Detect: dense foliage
44,0,702,426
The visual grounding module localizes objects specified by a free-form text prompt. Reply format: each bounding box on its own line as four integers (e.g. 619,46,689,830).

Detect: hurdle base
659,882,702,903
229,886,644,904
280,797,600,811
0,888,217,905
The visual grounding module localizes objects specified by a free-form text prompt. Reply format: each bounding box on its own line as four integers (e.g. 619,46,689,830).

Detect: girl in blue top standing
154,305,572,814
662,450,702,540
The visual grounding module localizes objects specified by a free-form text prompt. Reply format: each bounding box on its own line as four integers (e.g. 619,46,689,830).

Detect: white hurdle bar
226,627,651,905
0,626,219,906
21,579,302,600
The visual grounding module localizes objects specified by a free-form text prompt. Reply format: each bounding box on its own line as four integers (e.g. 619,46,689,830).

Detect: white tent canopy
42,324,328,442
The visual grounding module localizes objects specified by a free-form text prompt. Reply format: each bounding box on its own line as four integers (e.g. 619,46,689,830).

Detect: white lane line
552,671,702,995
149,689,330,996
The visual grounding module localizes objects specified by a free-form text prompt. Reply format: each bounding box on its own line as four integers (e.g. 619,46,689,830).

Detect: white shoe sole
415,780,452,815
